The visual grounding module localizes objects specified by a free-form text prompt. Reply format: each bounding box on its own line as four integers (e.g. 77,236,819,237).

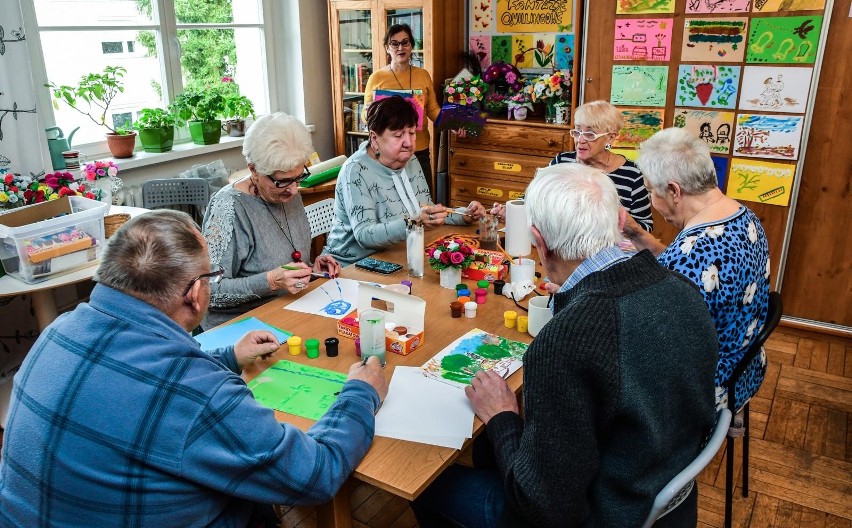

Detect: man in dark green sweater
412,163,718,527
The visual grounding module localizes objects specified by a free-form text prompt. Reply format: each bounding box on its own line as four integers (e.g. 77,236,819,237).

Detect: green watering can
45,126,79,170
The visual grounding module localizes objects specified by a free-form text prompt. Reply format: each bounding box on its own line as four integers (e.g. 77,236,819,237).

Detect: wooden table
236,224,536,528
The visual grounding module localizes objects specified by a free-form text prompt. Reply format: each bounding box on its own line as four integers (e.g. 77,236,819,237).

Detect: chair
304,198,335,260
724,291,782,528
142,178,210,224
642,408,733,528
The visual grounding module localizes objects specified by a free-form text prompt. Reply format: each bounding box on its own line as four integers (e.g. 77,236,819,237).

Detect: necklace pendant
292,250,302,262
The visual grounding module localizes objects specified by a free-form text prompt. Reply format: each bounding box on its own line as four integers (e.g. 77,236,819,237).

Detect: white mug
510,258,535,284
527,295,553,337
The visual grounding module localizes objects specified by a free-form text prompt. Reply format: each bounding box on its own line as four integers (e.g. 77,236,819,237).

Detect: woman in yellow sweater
363,23,442,190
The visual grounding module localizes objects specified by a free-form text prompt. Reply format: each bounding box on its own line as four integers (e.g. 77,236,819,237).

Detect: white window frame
21,0,279,161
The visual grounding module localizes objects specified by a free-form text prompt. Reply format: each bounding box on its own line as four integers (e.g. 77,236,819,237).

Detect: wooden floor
279,325,852,528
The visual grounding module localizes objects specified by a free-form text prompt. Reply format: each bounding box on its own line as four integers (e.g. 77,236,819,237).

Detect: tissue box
336,284,426,356
462,249,507,282
0,196,108,284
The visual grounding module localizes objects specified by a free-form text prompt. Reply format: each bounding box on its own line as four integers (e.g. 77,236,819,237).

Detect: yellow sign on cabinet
476,187,504,198
508,191,524,200
494,161,521,172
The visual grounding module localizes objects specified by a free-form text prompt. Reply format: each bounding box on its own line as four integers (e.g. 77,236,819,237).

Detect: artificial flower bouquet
2,170,101,208
428,238,475,270
0,169,26,209
525,69,571,103
482,61,524,94
81,160,119,182
444,77,488,106
482,92,509,115
507,91,533,111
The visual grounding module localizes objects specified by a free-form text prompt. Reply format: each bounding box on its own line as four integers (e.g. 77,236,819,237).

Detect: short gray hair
525,163,622,261
243,112,314,176
574,100,623,133
95,210,206,312
638,127,717,195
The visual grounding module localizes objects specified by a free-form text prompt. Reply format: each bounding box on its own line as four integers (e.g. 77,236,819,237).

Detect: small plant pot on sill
138,126,175,153
106,132,137,159
222,119,246,137
189,120,222,145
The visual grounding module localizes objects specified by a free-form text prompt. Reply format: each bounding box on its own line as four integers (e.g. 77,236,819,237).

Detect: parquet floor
279,326,852,528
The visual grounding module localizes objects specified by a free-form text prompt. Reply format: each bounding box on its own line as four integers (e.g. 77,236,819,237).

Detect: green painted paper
610,65,668,107
746,16,823,64
248,360,347,420
491,35,512,64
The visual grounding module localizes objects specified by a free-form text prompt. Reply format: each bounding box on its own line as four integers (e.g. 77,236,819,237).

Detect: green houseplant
46,65,137,158
135,107,179,153
221,94,255,137
170,89,226,145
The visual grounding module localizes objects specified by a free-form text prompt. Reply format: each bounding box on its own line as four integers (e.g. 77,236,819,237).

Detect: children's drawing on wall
681,18,748,62
746,16,823,64
675,64,741,108
616,0,676,15
686,0,752,13
470,0,493,32
734,113,804,160
610,65,668,107
555,34,575,70
673,108,736,153
420,329,528,389
726,158,796,206
614,109,664,148
613,18,673,62
491,35,512,64
497,0,572,33
711,155,730,191
753,0,826,12
469,35,491,69
739,66,811,113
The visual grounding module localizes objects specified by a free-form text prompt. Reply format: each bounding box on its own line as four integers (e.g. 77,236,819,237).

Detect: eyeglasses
387,39,412,49
569,129,610,142
266,166,311,188
182,264,225,296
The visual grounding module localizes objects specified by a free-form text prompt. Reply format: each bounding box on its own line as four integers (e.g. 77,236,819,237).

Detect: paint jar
406,223,424,278
287,336,302,356
477,280,490,289
493,280,506,295
504,310,518,328
464,301,477,318
455,283,469,292
450,301,463,318
359,309,386,366
457,295,471,304
305,338,320,359
517,316,529,334
325,337,339,357
401,280,413,294
457,288,470,298
475,288,487,304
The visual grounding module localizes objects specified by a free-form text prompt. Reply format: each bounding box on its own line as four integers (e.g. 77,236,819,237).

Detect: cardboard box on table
336,284,425,356
462,249,507,282
0,196,108,284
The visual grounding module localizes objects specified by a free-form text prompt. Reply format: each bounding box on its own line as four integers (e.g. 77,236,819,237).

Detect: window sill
102,136,245,171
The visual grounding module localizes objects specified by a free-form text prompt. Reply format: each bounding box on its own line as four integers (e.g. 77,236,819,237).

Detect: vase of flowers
482,61,524,95
526,70,571,123
482,93,509,116
444,77,488,106
40,171,102,202
429,238,475,289
508,92,533,121
81,160,122,205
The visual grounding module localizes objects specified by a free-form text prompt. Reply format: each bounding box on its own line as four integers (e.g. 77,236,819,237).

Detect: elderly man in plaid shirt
0,210,387,527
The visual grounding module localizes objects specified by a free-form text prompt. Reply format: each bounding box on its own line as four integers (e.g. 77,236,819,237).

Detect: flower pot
513,107,528,121
106,132,137,159
139,126,175,153
189,120,222,145
222,119,246,137
91,177,113,205
439,267,462,289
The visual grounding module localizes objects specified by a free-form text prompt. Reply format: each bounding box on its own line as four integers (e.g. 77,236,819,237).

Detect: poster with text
555,34,576,70
498,0,572,33
681,18,748,62
686,0,752,13
739,66,812,113
673,108,736,154
734,113,804,160
610,65,669,107
470,0,493,32
675,65,741,108
753,0,826,12
470,34,492,69
614,109,665,148
746,16,823,64
726,158,795,206
613,18,673,62
616,0,676,14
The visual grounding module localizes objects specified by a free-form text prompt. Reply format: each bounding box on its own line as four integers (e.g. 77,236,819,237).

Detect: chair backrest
304,198,335,239
142,178,211,222
727,291,783,406
641,408,732,528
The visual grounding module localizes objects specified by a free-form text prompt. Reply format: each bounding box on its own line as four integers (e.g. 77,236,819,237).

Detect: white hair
525,163,622,261
638,127,717,195
242,112,314,176
574,100,624,133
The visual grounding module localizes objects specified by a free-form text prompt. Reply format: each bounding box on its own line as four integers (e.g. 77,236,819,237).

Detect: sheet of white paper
375,366,474,448
282,278,364,319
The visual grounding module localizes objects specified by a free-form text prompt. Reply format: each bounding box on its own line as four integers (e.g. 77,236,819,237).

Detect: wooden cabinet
327,0,463,157
448,119,571,208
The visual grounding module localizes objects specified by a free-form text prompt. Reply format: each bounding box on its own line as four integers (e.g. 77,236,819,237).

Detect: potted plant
170,89,226,145
428,238,475,289
220,77,255,137
46,66,138,159
508,91,533,121
135,107,179,153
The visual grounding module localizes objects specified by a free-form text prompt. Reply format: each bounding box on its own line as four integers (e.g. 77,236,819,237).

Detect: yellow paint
476,187,504,198
726,159,795,207
494,161,521,172
610,148,638,162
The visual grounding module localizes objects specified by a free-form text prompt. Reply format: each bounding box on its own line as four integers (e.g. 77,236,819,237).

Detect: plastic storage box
0,196,109,284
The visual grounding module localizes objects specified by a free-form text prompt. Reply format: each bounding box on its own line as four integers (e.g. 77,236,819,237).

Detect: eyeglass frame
265,165,312,188
387,39,413,50
182,264,225,296
569,129,611,142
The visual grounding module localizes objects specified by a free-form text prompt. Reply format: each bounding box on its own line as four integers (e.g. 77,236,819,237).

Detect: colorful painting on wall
613,18,673,62
532,33,557,68
470,0,493,32
726,158,796,206
675,64,741,108
746,16,823,64
491,35,512,64
614,109,665,148
616,0,676,14
681,18,748,62
555,34,575,70
711,155,730,191
512,34,534,68
739,66,812,113
752,0,826,12
734,113,804,160
470,34,492,69
497,0,573,33
673,108,736,154
610,65,669,107
686,0,752,13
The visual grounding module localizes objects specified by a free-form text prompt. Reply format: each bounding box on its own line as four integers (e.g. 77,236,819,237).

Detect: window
27,0,273,149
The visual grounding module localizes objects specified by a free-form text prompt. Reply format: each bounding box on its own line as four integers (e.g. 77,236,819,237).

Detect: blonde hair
574,100,623,133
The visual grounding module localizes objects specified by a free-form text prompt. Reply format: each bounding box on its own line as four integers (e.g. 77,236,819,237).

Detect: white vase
439,267,462,289
513,107,528,121
92,178,112,205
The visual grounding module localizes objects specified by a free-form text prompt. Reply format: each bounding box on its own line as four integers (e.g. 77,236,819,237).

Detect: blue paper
195,317,292,350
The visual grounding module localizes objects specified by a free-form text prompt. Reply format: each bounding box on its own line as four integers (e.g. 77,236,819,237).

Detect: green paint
247,361,347,420
746,16,823,64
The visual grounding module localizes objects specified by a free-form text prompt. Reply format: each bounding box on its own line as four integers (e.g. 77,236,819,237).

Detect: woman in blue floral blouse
623,128,770,411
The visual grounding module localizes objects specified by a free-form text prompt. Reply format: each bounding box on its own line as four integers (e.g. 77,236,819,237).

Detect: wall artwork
746,16,823,64
686,0,752,13
613,18,673,62
610,65,669,107
491,35,512,64
675,64,741,108
681,17,748,62
470,0,493,32
616,0,676,15
512,33,534,68
711,155,730,191
734,113,804,160
497,0,572,33
614,108,665,148
532,33,557,68
739,66,812,113
673,108,736,153
726,158,796,206
555,34,575,70
753,0,826,12
470,34,492,69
